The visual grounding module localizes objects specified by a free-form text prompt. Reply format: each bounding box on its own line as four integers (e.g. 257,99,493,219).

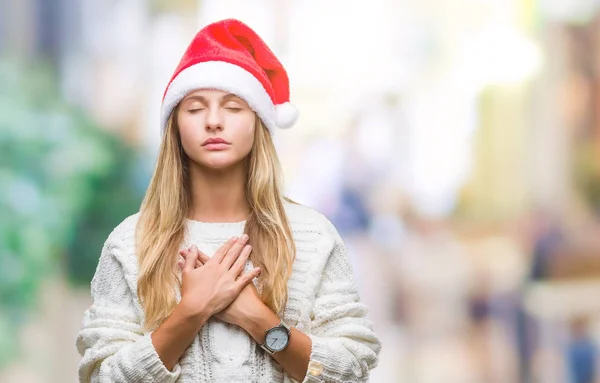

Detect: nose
205,106,224,132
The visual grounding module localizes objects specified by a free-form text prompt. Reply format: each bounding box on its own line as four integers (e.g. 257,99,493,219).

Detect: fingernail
255,267,261,275
242,234,249,240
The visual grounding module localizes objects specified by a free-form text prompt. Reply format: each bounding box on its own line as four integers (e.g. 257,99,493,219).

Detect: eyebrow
182,93,243,104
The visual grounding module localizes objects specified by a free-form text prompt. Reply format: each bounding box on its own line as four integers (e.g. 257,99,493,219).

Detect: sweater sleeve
302,223,382,383
76,232,181,383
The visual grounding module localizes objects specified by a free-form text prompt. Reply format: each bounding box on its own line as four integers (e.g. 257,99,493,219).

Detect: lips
202,137,230,146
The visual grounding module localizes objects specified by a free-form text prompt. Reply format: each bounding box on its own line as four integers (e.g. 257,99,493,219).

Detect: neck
188,161,250,223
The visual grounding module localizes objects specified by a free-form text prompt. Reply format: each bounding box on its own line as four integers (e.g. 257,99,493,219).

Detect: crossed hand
177,234,262,326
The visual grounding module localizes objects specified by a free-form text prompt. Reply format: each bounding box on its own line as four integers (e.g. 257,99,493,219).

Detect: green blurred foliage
0,58,145,367
574,142,600,214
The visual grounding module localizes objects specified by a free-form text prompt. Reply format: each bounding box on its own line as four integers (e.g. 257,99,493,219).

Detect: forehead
183,89,244,102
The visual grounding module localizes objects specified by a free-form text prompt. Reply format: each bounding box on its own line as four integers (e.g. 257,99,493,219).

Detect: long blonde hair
135,108,296,330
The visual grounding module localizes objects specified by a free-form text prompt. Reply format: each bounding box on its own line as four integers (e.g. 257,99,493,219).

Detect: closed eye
225,107,242,112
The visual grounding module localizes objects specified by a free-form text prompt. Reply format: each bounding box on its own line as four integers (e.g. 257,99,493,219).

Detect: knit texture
76,202,381,382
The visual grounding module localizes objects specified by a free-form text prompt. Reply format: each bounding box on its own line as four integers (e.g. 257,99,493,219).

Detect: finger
180,245,198,257
183,245,198,272
211,236,238,264
187,247,208,270
190,246,203,269
230,244,252,276
235,267,261,290
177,258,185,269
182,248,205,269
222,234,249,269
196,250,211,264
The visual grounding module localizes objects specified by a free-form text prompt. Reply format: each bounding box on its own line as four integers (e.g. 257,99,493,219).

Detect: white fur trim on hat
275,102,299,129
160,61,277,134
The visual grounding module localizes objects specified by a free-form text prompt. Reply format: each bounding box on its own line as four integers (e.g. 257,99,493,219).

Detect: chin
197,156,245,171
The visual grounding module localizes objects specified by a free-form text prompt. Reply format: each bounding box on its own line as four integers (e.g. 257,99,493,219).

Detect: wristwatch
260,321,291,354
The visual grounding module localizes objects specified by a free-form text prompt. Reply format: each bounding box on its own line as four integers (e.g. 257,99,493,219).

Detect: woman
76,18,381,383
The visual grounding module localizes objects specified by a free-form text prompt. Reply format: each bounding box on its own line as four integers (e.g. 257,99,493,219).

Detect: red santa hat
160,18,298,135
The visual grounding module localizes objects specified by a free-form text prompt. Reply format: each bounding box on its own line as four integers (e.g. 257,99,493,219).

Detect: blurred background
3,0,600,382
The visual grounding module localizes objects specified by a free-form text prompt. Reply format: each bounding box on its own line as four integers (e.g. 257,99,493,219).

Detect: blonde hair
135,109,296,330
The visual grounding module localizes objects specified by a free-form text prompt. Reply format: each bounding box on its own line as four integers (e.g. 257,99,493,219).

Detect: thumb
236,267,261,289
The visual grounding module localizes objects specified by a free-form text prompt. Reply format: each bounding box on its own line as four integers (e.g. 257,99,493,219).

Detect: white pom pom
275,102,299,129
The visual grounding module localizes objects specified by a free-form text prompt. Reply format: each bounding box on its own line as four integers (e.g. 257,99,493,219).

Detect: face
266,326,289,351
177,89,256,170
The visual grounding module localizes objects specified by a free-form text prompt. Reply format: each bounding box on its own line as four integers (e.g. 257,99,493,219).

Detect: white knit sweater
76,202,381,382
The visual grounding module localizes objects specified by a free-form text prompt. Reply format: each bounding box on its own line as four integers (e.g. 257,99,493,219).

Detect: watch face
266,326,289,352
